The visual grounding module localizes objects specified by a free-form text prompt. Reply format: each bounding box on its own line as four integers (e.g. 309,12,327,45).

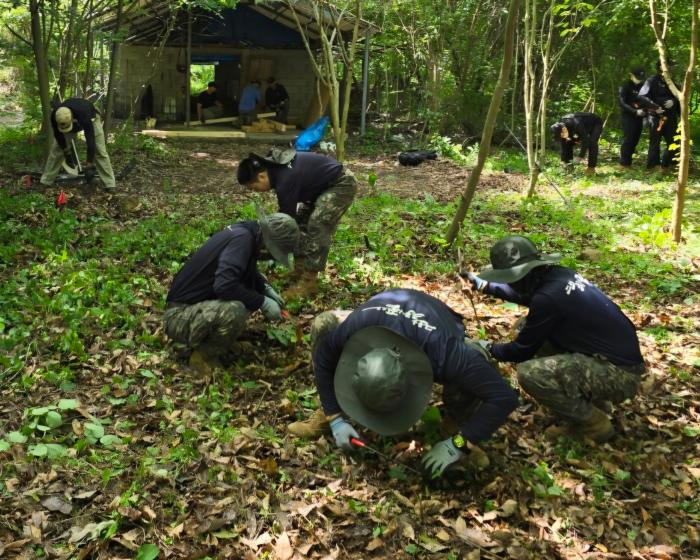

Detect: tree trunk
671,0,697,242
103,0,124,135
523,0,539,197
648,0,698,242
29,0,52,148
446,0,521,244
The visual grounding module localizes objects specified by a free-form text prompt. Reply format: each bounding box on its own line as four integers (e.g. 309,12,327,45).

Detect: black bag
398,150,438,166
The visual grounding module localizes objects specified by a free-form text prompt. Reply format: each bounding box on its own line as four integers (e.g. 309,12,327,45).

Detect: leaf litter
0,140,698,559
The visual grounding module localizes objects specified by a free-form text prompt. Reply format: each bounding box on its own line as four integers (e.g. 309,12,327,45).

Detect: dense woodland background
0,1,699,559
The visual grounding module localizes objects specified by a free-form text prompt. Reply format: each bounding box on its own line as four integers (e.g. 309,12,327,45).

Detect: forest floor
0,135,699,560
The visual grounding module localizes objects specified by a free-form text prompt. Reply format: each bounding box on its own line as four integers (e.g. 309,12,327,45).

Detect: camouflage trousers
298,170,357,272
163,300,249,357
517,353,642,423
309,310,353,352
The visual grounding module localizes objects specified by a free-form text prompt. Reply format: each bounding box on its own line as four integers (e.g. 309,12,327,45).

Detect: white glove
260,296,283,321
329,417,360,452
663,99,674,109
466,272,488,291
264,284,285,308
636,109,645,117
422,438,466,477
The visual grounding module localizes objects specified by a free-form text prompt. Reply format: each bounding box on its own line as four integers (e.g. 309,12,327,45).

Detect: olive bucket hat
334,326,433,436
255,204,300,269
478,235,561,284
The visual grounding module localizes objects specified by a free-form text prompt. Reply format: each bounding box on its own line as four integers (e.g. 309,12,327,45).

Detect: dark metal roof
97,0,369,48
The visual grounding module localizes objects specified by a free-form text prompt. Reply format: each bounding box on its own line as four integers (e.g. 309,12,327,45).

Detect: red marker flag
55,190,67,210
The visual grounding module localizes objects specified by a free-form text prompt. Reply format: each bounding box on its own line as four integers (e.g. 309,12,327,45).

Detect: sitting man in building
265,77,290,124
164,206,299,375
287,288,519,477
238,79,262,126
40,97,116,190
196,81,223,124
466,235,646,443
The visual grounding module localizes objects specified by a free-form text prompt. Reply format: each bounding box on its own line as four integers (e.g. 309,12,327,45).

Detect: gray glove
329,416,359,452
636,109,645,117
422,438,466,477
264,284,285,308
260,296,283,321
663,99,674,109
466,272,487,291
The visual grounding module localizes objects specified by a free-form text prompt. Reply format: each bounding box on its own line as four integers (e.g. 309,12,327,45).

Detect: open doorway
190,63,217,96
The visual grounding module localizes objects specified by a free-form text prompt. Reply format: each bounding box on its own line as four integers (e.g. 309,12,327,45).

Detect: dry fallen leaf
41,495,72,514
366,537,383,551
273,531,294,560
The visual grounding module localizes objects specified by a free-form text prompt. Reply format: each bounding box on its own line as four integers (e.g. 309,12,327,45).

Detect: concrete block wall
116,45,315,123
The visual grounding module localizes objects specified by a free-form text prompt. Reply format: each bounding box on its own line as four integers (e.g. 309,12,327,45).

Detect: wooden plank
265,120,296,132
141,129,246,138
185,116,238,126
257,111,276,118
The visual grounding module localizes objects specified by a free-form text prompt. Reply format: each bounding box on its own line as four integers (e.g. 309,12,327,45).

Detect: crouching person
164,207,299,374
237,149,357,298
466,235,645,442
287,289,519,477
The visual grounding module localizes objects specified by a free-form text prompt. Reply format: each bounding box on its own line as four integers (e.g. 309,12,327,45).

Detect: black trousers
647,114,679,168
619,113,644,165
560,122,603,168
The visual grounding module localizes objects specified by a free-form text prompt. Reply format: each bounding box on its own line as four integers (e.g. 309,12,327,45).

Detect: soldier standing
466,236,645,442
619,67,660,168
237,149,357,298
638,60,681,172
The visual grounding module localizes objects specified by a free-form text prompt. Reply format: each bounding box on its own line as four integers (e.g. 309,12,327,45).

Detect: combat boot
189,349,223,376
545,406,614,443
288,257,305,281
287,409,329,438
461,444,490,470
579,406,614,443
285,272,319,299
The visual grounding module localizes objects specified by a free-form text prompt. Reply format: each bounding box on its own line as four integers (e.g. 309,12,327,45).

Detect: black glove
84,165,96,183
63,148,77,169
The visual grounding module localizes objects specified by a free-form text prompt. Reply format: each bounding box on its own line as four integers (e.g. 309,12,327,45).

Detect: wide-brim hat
334,326,433,436
256,204,294,269
479,235,561,283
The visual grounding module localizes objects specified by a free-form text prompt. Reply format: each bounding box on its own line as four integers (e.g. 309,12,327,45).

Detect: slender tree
446,0,521,244
29,0,52,145
287,0,363,161
648,0,698,243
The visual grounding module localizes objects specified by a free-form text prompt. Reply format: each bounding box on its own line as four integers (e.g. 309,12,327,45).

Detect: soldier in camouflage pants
163,300,249,358
298,170,357,272
517,354,642,423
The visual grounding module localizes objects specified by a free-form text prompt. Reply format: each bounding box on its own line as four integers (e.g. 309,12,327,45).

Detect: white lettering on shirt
564,274,590,295
363,305,437,332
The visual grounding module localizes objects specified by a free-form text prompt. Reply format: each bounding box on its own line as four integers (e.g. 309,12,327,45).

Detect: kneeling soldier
287,289,519,477
164,207,299,374
466,235,645,442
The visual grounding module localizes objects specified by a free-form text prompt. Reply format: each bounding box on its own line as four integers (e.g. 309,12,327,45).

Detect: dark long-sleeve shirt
638,74,680,117
619,80,660,116
484,266,644,367
266,84,289,108
558,112,603,167
313,289,519,444
268,152,343,217
166,221,267,310
50,98,98,163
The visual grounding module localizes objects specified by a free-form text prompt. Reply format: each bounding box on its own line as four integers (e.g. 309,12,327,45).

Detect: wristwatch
452,433,467,449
